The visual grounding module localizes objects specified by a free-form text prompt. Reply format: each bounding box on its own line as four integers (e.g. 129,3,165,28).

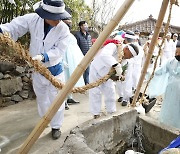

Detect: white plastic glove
114,64,122,77
32,55,44,61
125,150,135,154
135,102,145,115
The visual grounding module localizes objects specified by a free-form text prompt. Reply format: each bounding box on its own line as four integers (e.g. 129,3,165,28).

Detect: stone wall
0,61,35,107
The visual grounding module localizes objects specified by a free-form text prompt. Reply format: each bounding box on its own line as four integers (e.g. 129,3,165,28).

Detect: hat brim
35,7,71,20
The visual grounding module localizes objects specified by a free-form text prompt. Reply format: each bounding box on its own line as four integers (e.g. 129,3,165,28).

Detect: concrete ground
0,92,161,154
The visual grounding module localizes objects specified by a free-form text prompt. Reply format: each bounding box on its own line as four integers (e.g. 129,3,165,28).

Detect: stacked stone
0,61,35,107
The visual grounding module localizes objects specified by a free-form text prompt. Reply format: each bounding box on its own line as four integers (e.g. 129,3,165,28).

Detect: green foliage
0,0,92,66
0,0,92,30
0,0,39,24
64,0,92,30
122,63,128,75
0,0,92,45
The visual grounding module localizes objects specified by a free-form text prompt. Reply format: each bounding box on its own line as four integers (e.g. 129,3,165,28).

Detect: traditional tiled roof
118,15,180,34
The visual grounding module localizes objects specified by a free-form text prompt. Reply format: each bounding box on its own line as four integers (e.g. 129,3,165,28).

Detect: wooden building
118,15,180,38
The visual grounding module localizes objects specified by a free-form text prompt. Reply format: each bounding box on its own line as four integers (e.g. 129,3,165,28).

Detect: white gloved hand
32,55,44,61
135,102,145,115
125,150,135,154
114,64,122,77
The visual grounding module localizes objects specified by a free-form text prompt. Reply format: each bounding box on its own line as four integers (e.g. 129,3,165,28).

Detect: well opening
59,110,179,154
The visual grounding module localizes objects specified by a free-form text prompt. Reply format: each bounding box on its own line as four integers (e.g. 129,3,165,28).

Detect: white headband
125,33,136,39
33,1,65,14
114,35,123,42
127,45,137,57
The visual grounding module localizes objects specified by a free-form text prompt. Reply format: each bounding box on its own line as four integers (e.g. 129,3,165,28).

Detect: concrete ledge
58,110,137,154
57,111,180,154
139,115,180,153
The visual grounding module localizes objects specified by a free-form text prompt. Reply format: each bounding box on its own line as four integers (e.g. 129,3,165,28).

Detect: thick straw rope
0,33,123,93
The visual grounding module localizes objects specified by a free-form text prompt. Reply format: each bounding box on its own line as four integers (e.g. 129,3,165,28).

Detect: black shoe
122,101,128,106
94,115,100,119
118,97,123,102
138,92,148,99
65,102,69,110
52,128,61,140
67,99,80,105
142,98,156,113
129,96,133,104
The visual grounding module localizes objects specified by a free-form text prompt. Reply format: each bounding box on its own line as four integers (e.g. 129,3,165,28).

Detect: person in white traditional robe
89,41,139,119
172,33,178,57
131,34,144,90
147,41,180,129
161,32,174,65
0,0,71,139
63,33,84,87
116,30,136,106
62,18,85,110
143,34,162,69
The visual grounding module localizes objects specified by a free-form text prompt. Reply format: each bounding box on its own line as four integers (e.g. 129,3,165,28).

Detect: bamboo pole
17,0,135,153
131,0,170,107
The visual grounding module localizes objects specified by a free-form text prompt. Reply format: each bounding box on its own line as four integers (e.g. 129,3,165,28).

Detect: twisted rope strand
0,33,123,93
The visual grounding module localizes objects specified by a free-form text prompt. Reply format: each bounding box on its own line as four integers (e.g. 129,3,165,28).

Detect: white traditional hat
34,0,71,20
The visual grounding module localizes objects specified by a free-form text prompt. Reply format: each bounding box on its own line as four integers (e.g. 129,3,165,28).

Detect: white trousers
116,63,133,102
89,66,116,115
116,80,133,101
32,72,65,129
132,64,142,89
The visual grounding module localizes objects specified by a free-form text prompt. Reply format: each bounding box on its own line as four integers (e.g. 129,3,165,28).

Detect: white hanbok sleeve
44,22,70,64
0,14,34,41
100,43,118,67
64,34,85,86
45,35,70,62
147,61,170,98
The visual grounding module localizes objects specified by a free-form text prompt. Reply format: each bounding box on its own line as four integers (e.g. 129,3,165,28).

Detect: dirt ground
0,92,164,154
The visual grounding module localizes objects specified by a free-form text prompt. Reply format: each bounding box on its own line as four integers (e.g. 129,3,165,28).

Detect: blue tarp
159,136,180,153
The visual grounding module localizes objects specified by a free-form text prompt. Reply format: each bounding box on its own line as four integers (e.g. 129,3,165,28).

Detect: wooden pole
131,0,170,107
17,0,135,153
